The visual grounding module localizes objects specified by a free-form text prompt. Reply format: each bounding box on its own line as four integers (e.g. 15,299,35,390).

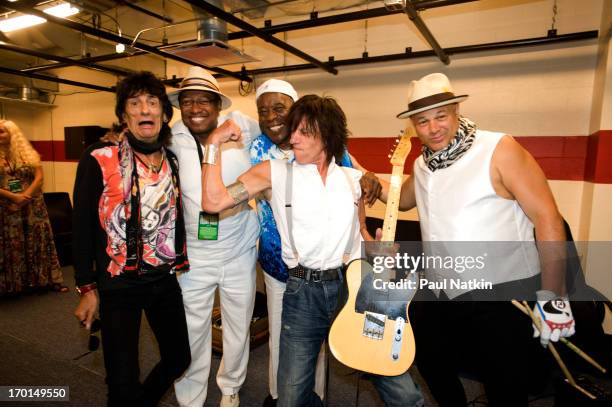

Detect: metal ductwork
0,54,59,105
163,0,257,67
195,0,228,43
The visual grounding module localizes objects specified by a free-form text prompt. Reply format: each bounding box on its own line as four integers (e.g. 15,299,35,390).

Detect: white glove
532,290,575,347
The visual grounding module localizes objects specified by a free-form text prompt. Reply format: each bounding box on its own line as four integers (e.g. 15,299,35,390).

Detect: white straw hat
396,73,468,119
168,66,232,110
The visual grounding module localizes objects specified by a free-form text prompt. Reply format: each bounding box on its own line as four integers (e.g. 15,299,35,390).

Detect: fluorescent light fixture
44,3,80,18
0,2,79,33
0,15,46,32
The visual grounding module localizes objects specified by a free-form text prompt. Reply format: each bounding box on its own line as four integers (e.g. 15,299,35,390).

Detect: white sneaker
220,393,239,407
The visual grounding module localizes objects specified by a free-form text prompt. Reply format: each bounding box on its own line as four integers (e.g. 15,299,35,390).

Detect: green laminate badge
198,211,218,240
7,179,23,193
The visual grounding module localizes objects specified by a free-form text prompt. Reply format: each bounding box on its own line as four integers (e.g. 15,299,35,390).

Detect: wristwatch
75,283,97,296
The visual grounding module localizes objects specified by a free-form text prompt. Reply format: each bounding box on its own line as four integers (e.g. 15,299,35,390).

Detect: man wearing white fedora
376,72,574,406
168,66,260,407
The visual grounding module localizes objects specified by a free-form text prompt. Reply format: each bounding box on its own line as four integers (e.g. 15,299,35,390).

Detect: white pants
174,247,257,407
264,272,326,400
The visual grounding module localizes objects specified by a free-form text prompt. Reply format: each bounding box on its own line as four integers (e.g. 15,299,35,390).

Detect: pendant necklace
135,152,164,174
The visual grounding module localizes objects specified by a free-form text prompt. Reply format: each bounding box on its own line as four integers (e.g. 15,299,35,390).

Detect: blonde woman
0,119,66,295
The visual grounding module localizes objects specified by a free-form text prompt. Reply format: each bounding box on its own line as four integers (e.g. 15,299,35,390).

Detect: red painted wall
347,133,610,184
31,131,612,183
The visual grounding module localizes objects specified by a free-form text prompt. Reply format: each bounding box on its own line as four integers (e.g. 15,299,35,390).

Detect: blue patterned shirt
250,134,353,282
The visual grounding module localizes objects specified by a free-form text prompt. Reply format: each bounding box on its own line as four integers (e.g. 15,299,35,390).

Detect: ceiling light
0,15,46,32
0,2,79,33
44,3,80,18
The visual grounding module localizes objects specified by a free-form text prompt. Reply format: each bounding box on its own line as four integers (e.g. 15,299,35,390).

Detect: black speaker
64,125,108,160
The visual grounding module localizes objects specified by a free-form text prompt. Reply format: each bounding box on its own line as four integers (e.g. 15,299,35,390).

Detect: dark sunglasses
73,319,101,361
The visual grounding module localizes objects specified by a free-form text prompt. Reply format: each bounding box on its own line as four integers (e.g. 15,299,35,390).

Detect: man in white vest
378,73,575,406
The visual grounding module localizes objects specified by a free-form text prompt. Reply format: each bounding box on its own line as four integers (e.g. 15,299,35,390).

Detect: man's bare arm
201,120,272,213
491,135,566,295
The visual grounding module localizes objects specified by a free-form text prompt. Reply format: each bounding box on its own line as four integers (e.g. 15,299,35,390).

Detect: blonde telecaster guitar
329,129,416,376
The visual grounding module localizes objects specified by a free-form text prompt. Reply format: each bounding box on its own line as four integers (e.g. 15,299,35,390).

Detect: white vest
414,130,540,297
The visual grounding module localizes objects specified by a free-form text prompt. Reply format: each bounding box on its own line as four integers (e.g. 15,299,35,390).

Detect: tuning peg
395,138,399,144
388,154,392,158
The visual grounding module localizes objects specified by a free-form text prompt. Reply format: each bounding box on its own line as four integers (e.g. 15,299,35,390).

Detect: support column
581,0,612,304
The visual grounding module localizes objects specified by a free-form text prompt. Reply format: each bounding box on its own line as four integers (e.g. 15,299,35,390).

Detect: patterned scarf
422,117,477,172
118,135,189,276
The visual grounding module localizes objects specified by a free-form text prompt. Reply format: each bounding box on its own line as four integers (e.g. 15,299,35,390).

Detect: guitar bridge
362,311,386,340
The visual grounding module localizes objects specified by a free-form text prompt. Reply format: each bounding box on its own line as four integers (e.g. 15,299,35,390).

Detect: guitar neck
380,165,405,242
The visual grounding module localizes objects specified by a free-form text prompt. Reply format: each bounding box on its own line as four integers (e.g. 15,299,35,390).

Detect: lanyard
191,133,204,165
3,158,17,176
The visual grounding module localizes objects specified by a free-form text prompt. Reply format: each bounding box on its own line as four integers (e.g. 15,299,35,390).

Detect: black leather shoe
262,395,277,407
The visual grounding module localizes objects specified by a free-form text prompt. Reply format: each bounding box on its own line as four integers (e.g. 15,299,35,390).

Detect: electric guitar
329,129,417,376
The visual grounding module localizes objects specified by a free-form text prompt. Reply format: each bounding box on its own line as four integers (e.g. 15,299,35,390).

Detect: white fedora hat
396,73,468,119
168,66,232,110
256,78,298,102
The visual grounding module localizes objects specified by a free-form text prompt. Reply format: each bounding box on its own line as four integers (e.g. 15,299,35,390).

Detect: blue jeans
277,274,423,407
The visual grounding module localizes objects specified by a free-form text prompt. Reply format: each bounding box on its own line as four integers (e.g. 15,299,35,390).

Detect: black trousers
410,291,545,407
99,274,191,407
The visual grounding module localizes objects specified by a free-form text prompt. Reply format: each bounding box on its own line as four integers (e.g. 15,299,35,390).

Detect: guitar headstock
381,125,415,243
389,125,415,167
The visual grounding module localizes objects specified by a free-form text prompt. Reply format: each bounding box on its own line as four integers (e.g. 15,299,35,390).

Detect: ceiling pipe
228,7,402,41
21,29,598,81
0,0,250,81
0,65,115,92
227,0,478,40
193,0,228,43
243,30,598,75
17,30,599,88
22,0,478,74
0,42,133,77
114,0,173,24
412,0,478,9
401,0,450,65
180,0,338,75
23,50,148,73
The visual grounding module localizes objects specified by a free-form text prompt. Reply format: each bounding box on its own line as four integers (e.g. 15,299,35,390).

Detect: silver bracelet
203,143,219,165
227,180,249,205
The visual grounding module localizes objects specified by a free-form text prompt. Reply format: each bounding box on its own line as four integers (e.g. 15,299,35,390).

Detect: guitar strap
284,161,358,266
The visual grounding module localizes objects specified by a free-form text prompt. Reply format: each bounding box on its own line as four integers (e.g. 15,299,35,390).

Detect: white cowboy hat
168,66,232,110
255,78,298,102
396,73,468,119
